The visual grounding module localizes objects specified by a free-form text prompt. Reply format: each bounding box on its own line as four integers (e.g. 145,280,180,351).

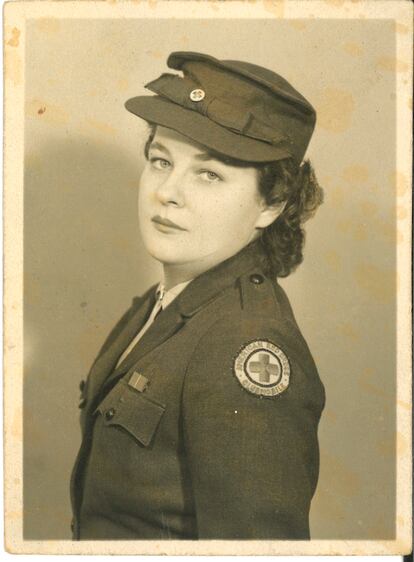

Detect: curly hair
256,158,323,277
143,124,323,278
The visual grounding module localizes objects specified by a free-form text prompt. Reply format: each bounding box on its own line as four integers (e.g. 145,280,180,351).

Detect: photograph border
4,0,412,555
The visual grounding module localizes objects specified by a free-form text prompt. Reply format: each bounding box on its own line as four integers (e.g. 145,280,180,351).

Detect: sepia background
23,17,399,539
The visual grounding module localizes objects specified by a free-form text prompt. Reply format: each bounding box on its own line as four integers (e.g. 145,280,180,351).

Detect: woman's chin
142,239,190,266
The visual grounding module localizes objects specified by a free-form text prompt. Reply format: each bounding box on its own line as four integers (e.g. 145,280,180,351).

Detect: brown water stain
329,186,344,208
390,171,409,197
376,219,398,244
397,515,405,527
146,49,163,60
342,164,369,183
324,249,341,270
320,174,332,185
315,87,355,133
4,510,23,521
396,22,409,35
353,223,368,242
34,18,60,34
377,432,407,457
322,0,346,6
26,99,69,126
288,20,307,31
5,50,22,86
262,0,284,17
117,79,129,92
312,488,345,519
396,205,408,220
208,0,220,11
11,409,21,439
88,88,99,98
323,408,337,423
128,180,140,190
396,399,410,411
24,277,42,308
320,450,361,496
343,41,362,57
336,218,351,234
358,367,390,404
338,322,359,342
6,27,20,47
376,56,409,73
361,200,378,217
376,438,394,457
354,263,394,303
84,118,117,137
78,329,101,364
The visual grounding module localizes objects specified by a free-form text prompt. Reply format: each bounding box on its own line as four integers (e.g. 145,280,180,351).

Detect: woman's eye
150,157,171,171
199,170,222,183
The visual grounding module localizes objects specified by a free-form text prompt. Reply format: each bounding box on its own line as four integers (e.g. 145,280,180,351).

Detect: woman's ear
255,200,287,229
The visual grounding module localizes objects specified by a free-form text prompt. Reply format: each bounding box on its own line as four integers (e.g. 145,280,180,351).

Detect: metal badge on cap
189,89,205,102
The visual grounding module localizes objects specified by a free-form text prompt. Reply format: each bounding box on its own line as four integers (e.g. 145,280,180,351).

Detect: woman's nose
155,170,185,207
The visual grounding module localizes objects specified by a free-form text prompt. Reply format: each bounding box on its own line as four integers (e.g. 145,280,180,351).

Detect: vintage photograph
4,0,412,555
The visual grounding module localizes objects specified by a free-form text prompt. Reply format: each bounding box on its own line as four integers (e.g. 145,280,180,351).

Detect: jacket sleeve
182,319,324,540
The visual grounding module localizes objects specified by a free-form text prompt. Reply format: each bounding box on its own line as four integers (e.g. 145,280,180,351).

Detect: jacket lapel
86,289,156,403
101,298,186,393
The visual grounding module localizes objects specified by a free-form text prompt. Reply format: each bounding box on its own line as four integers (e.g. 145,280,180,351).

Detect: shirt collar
156,278,193,310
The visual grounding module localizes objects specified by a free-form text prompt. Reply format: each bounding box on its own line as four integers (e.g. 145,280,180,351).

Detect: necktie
115,286,165,368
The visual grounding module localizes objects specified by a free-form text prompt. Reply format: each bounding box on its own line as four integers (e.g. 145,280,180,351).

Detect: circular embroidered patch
234,340,290,397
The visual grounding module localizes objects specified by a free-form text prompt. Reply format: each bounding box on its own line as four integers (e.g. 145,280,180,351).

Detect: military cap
125,51,316,164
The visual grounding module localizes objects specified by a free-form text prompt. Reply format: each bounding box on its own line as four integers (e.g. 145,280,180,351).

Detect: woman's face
138,126,275,272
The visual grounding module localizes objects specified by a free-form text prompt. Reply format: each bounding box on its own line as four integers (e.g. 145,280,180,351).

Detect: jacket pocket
95,378,166,447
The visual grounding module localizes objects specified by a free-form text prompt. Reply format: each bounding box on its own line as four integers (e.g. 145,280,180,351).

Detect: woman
70,51,325,540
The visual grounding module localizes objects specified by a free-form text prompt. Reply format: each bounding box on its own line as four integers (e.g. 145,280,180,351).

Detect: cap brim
124,95,291,163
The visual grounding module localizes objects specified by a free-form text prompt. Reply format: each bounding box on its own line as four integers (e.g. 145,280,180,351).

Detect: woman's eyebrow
194,152,218,162
149,143,223,164
149,141,170,155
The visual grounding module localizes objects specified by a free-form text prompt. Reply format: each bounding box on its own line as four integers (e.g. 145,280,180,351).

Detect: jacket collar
176,238,267,318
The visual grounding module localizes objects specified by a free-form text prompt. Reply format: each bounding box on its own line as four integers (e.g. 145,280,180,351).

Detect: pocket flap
96,379,165,447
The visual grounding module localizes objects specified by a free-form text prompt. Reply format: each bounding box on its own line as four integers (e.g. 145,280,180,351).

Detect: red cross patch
233,340,290,397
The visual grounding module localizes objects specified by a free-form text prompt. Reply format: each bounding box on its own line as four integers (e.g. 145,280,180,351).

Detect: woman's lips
151,215,187,232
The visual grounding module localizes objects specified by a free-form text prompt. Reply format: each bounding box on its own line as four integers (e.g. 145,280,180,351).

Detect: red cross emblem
234,340,290,397
249,352,279,383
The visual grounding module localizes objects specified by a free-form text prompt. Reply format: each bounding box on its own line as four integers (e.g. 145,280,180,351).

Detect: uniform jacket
70,240,325,540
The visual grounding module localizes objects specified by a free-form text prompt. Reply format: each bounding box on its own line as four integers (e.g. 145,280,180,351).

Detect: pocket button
78,398,87,409
105,408,115,421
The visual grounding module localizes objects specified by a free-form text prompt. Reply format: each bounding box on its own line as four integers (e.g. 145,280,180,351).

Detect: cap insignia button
189,88,205,102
